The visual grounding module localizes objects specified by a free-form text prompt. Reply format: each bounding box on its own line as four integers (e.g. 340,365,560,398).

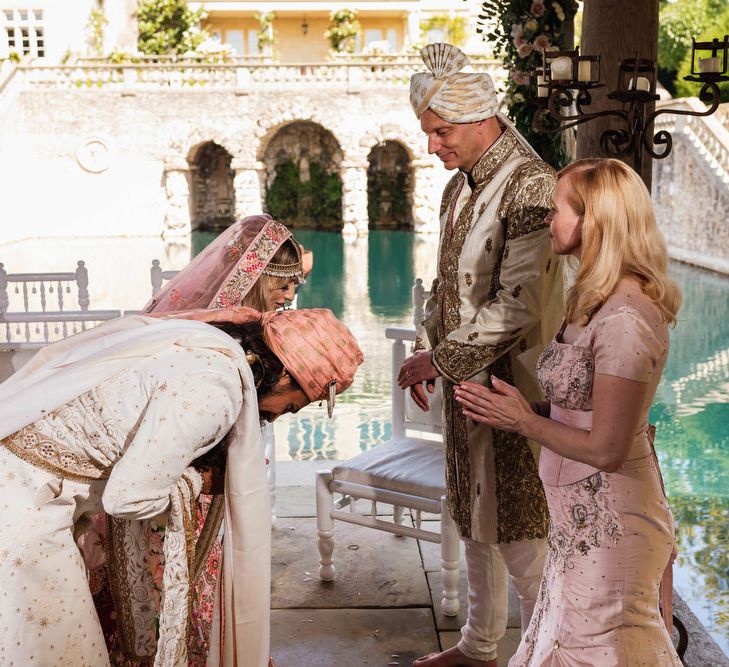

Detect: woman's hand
454,376,535,434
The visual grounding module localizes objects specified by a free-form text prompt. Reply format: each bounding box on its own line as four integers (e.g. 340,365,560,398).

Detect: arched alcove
262,121,344,230
367,140,413,230
188,141,235,230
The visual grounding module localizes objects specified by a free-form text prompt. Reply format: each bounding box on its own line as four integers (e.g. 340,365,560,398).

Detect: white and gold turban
410,43,499,123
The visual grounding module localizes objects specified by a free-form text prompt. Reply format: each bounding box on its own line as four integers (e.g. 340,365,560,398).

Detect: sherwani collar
466,128,522,188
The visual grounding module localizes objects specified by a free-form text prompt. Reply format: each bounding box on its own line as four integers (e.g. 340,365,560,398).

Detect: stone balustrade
653,98,729,274
16,55,503,90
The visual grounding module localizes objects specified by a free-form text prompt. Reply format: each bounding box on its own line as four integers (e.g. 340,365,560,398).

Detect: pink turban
152,306,364,416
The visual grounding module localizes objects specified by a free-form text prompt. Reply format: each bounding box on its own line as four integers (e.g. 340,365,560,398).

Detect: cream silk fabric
409,43,499,123
416,128,563,544
0,316,270,667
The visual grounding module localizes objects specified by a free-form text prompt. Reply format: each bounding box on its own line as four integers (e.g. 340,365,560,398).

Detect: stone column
406,10,421,49
232,160,264,217
411,160,441,234
162,161,192,238
341,162,369,236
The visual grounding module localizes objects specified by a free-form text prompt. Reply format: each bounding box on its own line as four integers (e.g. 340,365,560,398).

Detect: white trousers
457,536,547,662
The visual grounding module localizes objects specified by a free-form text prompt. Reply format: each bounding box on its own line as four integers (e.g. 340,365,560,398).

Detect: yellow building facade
191,1,486,62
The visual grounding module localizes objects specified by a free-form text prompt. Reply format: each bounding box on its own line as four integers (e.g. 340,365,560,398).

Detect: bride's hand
454,376,534,433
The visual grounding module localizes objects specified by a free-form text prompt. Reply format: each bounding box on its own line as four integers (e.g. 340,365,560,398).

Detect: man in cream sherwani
398,43,563,667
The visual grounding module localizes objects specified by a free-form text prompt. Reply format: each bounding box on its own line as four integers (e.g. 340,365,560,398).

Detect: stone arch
259,120,344,230
366,140,414,230
187,141,235,231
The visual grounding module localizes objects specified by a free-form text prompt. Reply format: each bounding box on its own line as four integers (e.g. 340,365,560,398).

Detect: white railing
14,56,503,90
654,98,729,185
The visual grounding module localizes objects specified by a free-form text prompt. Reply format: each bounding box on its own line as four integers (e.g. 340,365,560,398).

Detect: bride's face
257,373,310,422
265,280,297,311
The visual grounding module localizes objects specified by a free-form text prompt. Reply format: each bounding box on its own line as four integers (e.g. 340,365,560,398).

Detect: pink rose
534,34,552,52
512,70,531,86
531,0,545,17
518,42,533,58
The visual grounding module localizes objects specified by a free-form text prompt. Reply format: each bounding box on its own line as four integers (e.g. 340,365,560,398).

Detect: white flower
510,23,524,38
552,2,565,21
514,92,525,103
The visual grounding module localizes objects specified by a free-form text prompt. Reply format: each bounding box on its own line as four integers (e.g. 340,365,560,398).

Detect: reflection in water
650,263,729,654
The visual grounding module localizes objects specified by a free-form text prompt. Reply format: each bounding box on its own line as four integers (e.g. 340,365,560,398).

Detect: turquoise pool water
195,229,729,654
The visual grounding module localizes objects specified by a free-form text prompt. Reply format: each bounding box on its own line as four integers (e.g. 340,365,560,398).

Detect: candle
550,56,572,81
537,74,548,98
698,56,721,73
628,76,650,92
577,59,592,82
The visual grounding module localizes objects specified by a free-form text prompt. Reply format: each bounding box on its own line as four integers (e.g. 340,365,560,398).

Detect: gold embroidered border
440,173,464,218
471,130,521,185
107,515,142,660
433,338,515,383
443,380,472,538
1,425,111,483
489,355,549,543
182,474,198,641
211,221,291,308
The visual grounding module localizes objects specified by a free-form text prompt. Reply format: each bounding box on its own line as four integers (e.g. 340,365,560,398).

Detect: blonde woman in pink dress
453,158,682,665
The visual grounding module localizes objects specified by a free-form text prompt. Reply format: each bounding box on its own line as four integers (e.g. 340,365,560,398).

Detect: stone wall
652,99,729,275
0,82,451,243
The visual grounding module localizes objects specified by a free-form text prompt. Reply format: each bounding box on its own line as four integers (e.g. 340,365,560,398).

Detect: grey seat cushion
332,436,445,500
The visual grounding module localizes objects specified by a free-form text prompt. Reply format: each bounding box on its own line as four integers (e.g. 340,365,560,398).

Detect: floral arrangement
478,0,579,167
325,9,361,54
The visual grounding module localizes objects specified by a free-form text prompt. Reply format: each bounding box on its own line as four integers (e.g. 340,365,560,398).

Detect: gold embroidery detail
464,272,473,287
471,130,523,185
414,336,426,352
434,338,515,382
443,382,472,537
467,332,478,342
498,160,556,239
504,245,511,261
490,355,549,543
511,284,522,298
1,425,111,483
440,173,465,218
485,238,493,253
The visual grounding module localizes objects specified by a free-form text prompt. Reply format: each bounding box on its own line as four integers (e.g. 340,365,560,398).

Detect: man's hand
397,351,441,411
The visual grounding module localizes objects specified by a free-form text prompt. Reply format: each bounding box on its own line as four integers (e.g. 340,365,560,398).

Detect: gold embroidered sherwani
418,128,563,544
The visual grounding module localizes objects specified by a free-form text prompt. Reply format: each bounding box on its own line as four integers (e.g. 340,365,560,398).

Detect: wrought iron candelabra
531,35,729,173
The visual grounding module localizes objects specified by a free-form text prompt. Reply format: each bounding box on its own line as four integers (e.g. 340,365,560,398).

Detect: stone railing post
162,160,192,237
411,160,441,234
0,263,7,312
340,162,369,236
231,160,264,218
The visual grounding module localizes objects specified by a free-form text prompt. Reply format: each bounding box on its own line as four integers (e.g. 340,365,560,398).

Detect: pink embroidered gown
509,291,682,666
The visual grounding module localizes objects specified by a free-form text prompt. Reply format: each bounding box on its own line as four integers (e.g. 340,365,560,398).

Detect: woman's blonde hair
242,239,301,312
559,158,681,326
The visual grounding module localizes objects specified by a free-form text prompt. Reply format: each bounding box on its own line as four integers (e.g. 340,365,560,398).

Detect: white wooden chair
0,261,121,351
315,283,460,617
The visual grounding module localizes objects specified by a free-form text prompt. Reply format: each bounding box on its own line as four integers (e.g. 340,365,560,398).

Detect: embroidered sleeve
432,161,558,383
102,351,243,520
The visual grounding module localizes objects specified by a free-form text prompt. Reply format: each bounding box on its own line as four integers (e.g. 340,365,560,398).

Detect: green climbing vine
265,160,343,229
477,0,579,168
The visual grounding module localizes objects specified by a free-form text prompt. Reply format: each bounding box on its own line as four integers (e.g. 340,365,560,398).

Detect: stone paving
270,479,522,667
270,462,729,667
